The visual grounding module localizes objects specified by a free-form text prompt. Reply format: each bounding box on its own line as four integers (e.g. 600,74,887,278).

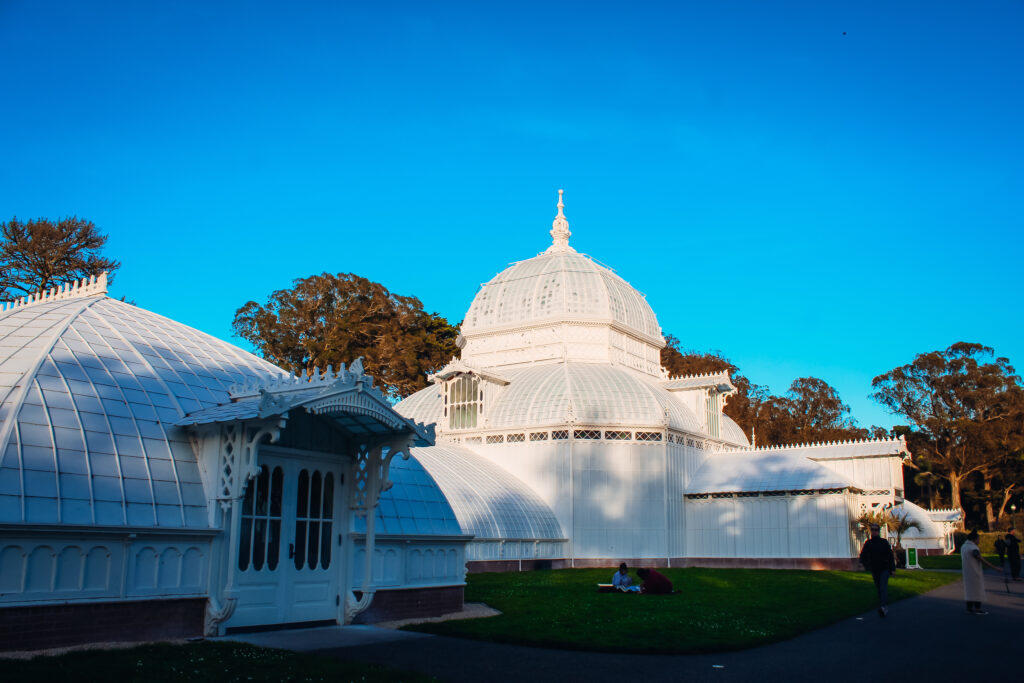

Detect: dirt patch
372,602,501,629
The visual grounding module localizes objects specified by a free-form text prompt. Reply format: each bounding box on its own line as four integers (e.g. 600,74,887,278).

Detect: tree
0,216,120,301
887,510,923,549
871,342,1024,524
660,337,768,441
660,337,872,447
232,272,460,399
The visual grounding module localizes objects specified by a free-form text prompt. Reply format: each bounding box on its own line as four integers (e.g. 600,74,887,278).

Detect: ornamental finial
547,189,573,252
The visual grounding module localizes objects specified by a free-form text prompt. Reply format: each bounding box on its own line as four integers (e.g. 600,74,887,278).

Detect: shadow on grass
1,641,437,683
405,567,957,655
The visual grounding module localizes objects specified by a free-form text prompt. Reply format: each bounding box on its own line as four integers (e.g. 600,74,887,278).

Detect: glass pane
253,518,267,571
255,468,269,517
322,473,334,519
270,467,283,518
307,520,320,569
294,520,307,570
242,478,255,517
297,469,309,520
267,519,281,571
310,471,322,520
321,521,332,570
238,518,252,571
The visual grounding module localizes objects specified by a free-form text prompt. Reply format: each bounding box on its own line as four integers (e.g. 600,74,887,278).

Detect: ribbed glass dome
396,363,707,434
409,443,564,540
462,249,661,340
354,454,461,536
486,364,700,431
0,294,282,528
721,414,751,447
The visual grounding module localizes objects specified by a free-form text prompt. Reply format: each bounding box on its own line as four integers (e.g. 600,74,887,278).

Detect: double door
229,454,347,628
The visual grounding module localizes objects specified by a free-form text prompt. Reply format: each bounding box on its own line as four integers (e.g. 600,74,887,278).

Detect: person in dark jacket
636,567,673,594
1006,528,1021,581
859,523,896,617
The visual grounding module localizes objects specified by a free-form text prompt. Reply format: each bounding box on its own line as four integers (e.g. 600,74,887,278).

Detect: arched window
445,374,480,430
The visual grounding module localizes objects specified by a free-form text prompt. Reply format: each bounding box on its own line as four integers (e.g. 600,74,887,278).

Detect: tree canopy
0,216,120,301
872,342,1024,526
232,273,459,399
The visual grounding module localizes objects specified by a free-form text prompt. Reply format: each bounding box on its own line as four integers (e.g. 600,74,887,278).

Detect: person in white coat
961,530,1001,615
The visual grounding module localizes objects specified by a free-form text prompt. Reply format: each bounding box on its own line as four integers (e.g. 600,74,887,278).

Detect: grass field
405,567,957,654
1,641,436,683
918,553,999,570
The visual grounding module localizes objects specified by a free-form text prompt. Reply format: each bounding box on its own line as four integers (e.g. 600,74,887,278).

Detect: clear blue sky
2,1,1021,429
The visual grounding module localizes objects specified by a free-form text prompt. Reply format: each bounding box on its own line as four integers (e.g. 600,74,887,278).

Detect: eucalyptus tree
871,342,1024,522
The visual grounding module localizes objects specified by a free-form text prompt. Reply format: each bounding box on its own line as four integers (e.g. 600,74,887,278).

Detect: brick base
0,598,206,652
352,585,464,624
675,557,861,570
467,557,861,573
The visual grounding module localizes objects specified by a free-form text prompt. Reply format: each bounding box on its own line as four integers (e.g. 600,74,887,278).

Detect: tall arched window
446,375,480,429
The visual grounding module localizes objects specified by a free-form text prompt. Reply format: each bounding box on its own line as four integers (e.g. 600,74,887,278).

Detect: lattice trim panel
685,488,848,500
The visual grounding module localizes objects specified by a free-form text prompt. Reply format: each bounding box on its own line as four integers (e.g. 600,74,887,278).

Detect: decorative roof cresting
0,272,108,312
546,189,573,253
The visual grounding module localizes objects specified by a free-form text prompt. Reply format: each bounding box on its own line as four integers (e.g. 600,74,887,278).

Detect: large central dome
459,191,664,377
462,249,662,339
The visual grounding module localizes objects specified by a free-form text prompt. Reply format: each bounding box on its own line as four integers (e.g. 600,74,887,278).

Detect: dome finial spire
548,189,573,252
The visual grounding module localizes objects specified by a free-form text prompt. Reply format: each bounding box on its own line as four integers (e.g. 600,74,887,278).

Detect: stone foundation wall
0,598,206,652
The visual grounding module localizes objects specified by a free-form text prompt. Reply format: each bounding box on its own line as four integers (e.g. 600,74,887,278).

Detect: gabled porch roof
176,360,434,445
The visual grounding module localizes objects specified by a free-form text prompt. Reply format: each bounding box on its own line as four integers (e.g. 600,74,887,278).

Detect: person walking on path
859,523,896,617
962,530,1002,614
1004,528,1021,581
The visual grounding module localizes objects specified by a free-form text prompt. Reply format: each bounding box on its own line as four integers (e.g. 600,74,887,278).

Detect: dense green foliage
2,641,435,683
232,273,459,398
405,568,956,654
0,216,119,301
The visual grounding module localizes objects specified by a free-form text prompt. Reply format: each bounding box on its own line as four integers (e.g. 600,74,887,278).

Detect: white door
228,454,346,629
284,462,343,622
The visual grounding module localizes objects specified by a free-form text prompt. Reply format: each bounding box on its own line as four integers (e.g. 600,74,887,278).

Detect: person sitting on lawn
636,567,673,594
610,565,634,589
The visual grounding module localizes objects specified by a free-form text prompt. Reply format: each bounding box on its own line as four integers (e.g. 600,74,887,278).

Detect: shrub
952,531,1003,553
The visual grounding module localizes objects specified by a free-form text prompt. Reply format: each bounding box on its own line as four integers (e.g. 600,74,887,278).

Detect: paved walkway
226,573,1023,682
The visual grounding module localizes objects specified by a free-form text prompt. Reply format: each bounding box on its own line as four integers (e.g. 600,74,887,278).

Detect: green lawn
918,553,999,570
405,567,957,654
1,641,435,683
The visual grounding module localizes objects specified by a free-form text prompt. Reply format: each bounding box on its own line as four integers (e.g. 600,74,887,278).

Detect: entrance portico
177,360,440,634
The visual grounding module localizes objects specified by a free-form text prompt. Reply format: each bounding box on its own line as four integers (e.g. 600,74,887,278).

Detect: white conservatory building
395,191,937,570
0,193,951,651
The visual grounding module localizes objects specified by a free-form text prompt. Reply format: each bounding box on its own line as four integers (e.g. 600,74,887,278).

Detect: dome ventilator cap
547,189,573,253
